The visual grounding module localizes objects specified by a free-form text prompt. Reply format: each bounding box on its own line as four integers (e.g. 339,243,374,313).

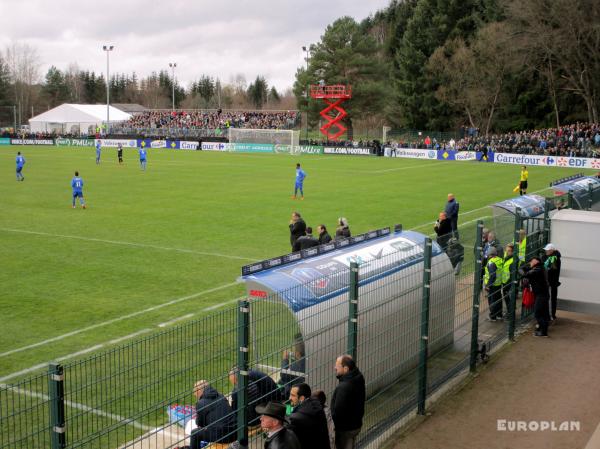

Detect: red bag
522,287,535,308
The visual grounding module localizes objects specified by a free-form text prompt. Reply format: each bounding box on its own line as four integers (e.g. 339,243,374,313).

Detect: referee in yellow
519,165,529,195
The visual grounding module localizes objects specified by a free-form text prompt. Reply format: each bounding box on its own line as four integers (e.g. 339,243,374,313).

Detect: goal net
228,128,300,154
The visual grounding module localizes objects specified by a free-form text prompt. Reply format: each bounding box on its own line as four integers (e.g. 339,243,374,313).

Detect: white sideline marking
0,383,153,431
158,314,194,328
0,228,259,262
0,298,242,382
0,282,239,359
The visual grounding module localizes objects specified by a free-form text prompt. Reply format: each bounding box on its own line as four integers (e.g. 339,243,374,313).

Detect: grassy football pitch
0,146,589,380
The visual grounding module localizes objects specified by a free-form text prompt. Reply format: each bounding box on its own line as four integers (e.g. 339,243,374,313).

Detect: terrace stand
310,85,352,140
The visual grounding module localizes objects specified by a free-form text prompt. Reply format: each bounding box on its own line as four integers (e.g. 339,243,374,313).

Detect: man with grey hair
189,380,236,447
484,247,504,321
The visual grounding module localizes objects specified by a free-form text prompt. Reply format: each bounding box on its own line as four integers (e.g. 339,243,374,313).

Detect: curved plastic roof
241,230,442,313
491,194,546,218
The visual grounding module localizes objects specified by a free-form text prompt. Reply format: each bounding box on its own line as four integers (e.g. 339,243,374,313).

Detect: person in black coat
334,217,351,240
289,212,307,250
444,193,460,238
256,402,301,449
229,367,283,426
317,225,332,245
331,355,365,449
433,212,453,251
293,227,320,252
542,243,562,321
519,257,550,337
287,383,330,449
190,381,236,447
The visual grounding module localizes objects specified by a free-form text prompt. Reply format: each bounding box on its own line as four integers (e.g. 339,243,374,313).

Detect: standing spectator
484,247,504,321
190,380,236,447
317,225,332,245
331,355,365,449
286,383,330,449
71,171,86,209
543,243,562,321
519,257,550,337
433,212,452,251
517,229,527,266
335,218,351,240
444,193,460,238
15,151,25,181
289,212,307,250
256,402,301,449
519,165,529,195
293,163,307,200
293,227,320,252
139,146,147,170
501,243,516,317
312,390,336,449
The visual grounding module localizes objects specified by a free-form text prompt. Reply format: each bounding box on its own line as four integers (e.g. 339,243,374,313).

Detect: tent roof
29,104,131,123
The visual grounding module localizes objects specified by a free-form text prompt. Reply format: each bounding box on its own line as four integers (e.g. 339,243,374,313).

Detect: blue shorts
16,167,23,173
295,183,303,188
73,192,83,198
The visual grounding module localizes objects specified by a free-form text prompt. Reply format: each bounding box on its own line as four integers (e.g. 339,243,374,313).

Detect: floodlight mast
169,62,177,110
102,45,114,135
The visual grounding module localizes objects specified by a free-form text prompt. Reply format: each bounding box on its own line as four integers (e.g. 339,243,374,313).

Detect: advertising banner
0,137,11,145
231,143,274,153
324,147,372,156
201,142,229,151
179,141,200,150
56,138,95,147
455,151,478,161
298,145,324,155
96,138,138,148
11,139,54,145
391,148,437,159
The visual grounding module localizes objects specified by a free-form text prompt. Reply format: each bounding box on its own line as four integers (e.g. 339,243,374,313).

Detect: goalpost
228,128,300,154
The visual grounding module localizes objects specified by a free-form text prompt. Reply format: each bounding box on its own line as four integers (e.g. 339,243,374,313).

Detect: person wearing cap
542,243,562,321
335,218,351,240
484,247,504,321
256,402,301,449
519,257,550,337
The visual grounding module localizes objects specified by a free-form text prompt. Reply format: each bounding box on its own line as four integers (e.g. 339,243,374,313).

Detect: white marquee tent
28,104,131,135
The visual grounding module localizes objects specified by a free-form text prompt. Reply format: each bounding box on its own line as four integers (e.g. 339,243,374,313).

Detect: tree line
294,0,600,136
0,44,294,127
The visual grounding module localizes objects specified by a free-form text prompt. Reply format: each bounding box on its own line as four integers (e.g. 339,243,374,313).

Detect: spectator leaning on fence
286,383,330,449
331,355,365,449
519,257,550,337
542,243,562,322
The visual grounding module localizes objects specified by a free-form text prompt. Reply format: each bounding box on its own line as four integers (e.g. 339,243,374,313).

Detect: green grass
0,146,590,379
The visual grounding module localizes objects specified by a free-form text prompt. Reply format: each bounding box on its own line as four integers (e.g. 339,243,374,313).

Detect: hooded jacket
331,368,366,431
194,386,236,443
286,397,330,449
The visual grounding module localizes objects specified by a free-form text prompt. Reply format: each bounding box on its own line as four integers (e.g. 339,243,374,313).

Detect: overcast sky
0,0,391,92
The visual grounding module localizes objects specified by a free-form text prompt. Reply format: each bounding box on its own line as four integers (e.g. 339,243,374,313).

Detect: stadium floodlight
302,46,310,141
169,62,177,110
102,45,115,135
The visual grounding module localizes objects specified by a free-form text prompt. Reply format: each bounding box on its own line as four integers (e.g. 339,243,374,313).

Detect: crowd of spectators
385,122,600,157
117,109,299,131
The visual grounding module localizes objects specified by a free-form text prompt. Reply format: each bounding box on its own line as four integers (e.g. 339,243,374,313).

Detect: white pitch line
0,227,259,262
158,314,194,328
0,282,240,359
0,383,153,431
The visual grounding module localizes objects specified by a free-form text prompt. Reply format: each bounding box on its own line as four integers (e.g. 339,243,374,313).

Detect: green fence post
508,209,522,340
567,190,574,209
348,262,359,360
588,183,594,210
48,363,66,449
469,221,484,373
417,238,432,415
237,300,250,446
543,199,551,245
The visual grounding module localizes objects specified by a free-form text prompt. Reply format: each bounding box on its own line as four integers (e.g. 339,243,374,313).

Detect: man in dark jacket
317,225,332,245
331,355,365,449
542,243,562,321
190,380,236,447
444,193,460,238
433,212,453,251
256,402,301,449
229,366,283,427
289,212,307,250
519,257,550,337
287,383,330,449
293,227,320,252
